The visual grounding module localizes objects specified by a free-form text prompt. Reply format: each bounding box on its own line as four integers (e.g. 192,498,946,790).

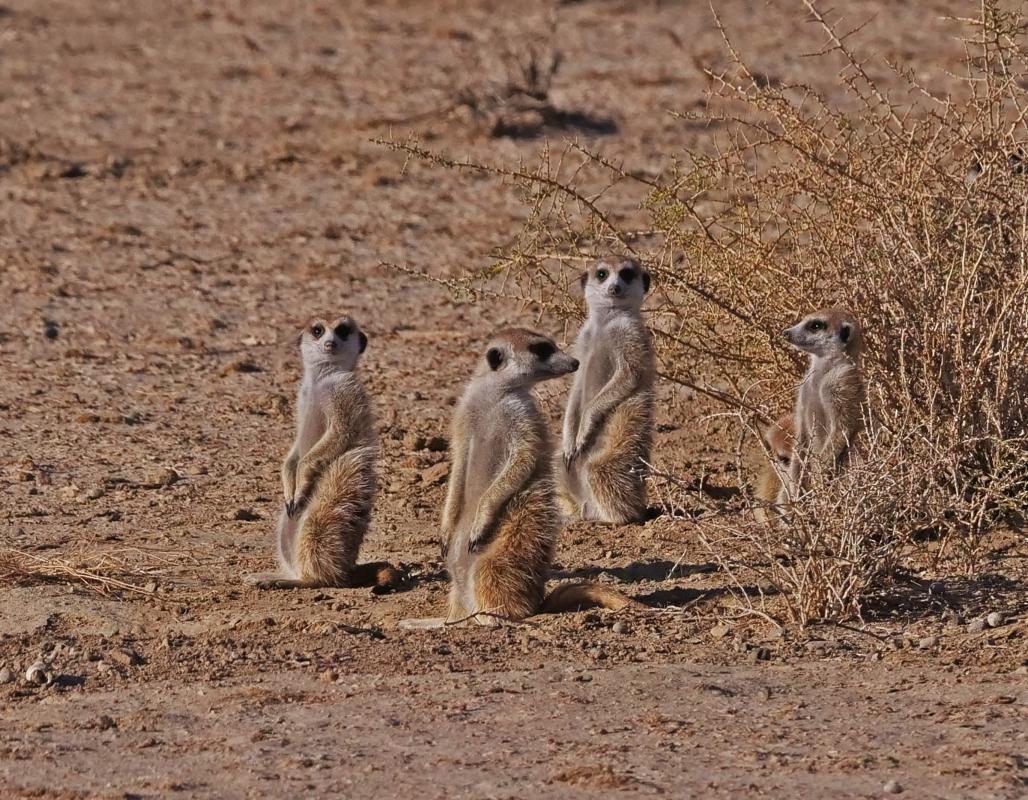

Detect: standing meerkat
778,308,865,505
245,314,402,592
400,328,642,629
558,256,656,524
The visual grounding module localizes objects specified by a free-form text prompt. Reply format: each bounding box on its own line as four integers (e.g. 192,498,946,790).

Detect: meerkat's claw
563,449,578,470
285,500,296,517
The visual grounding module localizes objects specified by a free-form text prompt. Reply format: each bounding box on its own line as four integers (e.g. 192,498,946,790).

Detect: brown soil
1,1,1025,797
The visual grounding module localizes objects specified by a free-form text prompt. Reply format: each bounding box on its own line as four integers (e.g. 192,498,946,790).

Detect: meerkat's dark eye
486,347,504,371
595,268,609,281
528,341,556,360
806,320,826,332
618,267,635,284
334,323,351,339
311,324,325,338
778,455,791,465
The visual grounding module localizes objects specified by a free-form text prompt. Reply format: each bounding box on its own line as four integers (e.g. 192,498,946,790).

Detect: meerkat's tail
539,582,644,614
347,561,405,594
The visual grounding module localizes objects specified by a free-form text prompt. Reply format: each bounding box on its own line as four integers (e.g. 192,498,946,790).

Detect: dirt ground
1,1,1026,797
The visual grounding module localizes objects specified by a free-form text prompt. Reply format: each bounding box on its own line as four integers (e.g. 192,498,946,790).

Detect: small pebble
319,669,338,683
918,636,939,650
611,621,629,635
0,667,13,684
25,661,50,685
967,618,986,634
986,612,1004,628
883,779,903,794
86,487,104,500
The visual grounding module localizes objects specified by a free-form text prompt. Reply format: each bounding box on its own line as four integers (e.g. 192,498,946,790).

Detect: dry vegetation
386,1,1028,623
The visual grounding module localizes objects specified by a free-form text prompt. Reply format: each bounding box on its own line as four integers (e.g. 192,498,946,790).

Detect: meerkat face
783,308,862,360
482,328,579,386
580,257,650,311
298,314,368,371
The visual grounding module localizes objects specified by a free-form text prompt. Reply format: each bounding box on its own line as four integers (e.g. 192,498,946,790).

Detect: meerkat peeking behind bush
245,315,402,592
558,257,656,525
778,308,865,506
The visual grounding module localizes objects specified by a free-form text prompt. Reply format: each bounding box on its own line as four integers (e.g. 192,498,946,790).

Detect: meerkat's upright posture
778,308,865,504
399,328,642,629
753,413,794,523
558,257,656,524
245,315,402,591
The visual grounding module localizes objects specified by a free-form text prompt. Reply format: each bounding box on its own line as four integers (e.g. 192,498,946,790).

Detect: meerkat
557,256,656,524
753,413,794,523
778,308,865,505
399,328,642,629
244,314,402,592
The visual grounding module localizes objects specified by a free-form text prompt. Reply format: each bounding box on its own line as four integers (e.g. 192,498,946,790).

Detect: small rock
232,508,261,521
425,436,448,452
109,648,141,667
883,779,903,794
319,669,338,683
25,661,50,685
709,624,731,640
805,640,829,652
147,467,179,487
986,612,1004,628
43,321,59,340
221,357,262,375
0,667,13,684
967,618,987,634
918,636,939,650
97,714,117,731
752,647,773,662
86,487,104,500
611,621,629,635
420,462,449,486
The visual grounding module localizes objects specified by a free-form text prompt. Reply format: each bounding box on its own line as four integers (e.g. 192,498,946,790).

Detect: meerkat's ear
839,323,852,344
486,347,504,371
642,271,651,293
358,331,368,353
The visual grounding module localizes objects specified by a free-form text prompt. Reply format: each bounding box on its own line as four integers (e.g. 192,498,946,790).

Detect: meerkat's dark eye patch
642,271,651,293
334,323,351,339
528,341,556,360
839,324,851,343
595,268,609,281
618,266,635,284
311,324,325,338
777,454,791,465
486,347,504,371
806,319,826,332
358,331,368,353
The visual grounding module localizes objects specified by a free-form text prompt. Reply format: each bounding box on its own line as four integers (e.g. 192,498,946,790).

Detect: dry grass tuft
382,1,1028,622
0,547,171,597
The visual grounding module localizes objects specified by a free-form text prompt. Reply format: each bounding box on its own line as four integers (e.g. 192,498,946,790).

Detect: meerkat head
480,328,579,387
782,307,862,361
580,256,650,311
297,314,368,372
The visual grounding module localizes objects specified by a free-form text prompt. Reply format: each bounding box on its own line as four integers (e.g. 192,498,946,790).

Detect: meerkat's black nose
570,358,580,371
324,339,337,351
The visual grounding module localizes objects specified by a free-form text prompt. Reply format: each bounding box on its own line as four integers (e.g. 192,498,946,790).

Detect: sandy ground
1,1,1025,797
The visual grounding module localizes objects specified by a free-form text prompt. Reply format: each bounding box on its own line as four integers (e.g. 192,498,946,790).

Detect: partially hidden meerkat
753,413,794,523
399,328,643,629
778,308,865,505
245,314,402,592
558,256,656,524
